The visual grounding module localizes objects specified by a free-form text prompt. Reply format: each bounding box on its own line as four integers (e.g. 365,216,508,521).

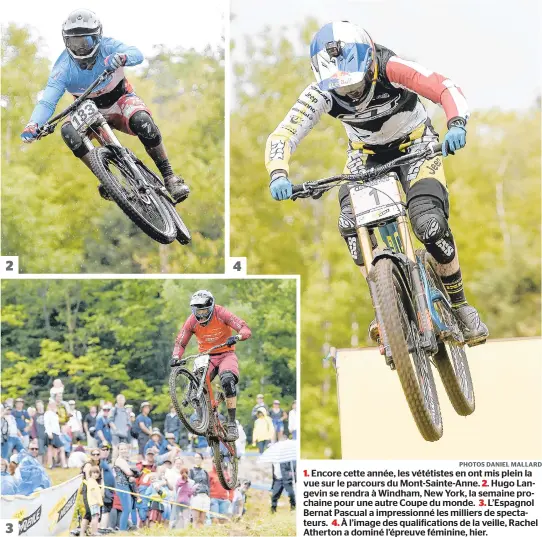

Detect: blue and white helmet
190,290,215,325
310,21,377,108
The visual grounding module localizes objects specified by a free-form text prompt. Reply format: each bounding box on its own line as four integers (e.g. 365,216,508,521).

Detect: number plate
350,175,405,227
70,99,100,132
194,354,210,371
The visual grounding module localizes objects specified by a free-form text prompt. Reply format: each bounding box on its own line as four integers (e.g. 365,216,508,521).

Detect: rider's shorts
97,93,151,136
341,119,449,213
207,351,239,380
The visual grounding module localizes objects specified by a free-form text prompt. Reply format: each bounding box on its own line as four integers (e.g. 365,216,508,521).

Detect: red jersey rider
172,290,251,441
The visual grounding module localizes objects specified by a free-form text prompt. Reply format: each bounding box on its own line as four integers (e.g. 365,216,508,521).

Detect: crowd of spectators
1,385,297,531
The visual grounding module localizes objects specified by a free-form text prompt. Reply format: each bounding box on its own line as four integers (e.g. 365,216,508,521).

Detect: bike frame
181,344,236,456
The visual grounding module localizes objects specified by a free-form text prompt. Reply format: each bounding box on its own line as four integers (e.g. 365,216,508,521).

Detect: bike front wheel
372,257,443,441
209,436,238,490
417,249,475,416
89,147,176,244
169,367,209,435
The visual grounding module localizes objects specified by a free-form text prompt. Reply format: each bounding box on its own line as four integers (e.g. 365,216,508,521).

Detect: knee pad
129,111,161,148
60,122,88,158
220,371,238,398
408,196,456,264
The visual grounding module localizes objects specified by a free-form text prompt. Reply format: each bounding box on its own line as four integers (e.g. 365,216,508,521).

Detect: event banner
1,475,81,536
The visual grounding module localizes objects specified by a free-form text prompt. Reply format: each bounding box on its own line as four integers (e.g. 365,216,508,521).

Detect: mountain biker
20,8,189,203
171,290,252,441
265,21,488,346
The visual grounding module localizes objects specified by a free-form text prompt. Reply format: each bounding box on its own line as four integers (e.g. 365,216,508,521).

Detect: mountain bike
169,341,238,489
35,70,191,245
292,143,476,442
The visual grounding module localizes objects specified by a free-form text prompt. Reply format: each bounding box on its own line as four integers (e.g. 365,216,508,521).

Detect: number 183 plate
70,99,100,132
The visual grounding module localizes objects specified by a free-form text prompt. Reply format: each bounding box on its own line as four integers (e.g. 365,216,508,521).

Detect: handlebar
291,142,443,199
36,70,113,139
171,336,242,367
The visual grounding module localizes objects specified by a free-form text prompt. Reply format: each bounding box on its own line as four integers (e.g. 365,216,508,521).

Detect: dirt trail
336,338,542,459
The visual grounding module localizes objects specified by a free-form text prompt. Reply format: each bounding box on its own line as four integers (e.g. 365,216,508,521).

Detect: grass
46,468,296,536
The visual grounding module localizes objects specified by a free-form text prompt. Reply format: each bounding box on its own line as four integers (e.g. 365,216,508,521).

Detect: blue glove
21,122,38,143
104,53,127,71
442,125,466,156
270,174,292,201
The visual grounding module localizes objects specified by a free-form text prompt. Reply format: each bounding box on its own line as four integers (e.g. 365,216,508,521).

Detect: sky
2,0,224,63
232,0,541,111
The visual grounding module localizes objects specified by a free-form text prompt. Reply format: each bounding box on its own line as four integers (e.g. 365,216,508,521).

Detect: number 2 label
0,256,19,276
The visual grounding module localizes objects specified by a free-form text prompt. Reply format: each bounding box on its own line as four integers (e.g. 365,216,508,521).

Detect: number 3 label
227,257,247,276
0,256,19,276
1,519,19,535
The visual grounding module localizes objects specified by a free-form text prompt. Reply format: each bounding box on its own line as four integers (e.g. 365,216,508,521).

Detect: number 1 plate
350,175,405,227
70,99,100,132
194,354,210,371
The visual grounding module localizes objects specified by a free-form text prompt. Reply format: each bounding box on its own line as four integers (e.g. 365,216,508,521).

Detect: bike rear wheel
417,249,475,416
168,367,209,435
209,436,238,490
89,147,176,244
373,258,443,441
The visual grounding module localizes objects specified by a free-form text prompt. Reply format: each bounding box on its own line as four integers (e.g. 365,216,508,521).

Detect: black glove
170,356,181,367
226,335,240,346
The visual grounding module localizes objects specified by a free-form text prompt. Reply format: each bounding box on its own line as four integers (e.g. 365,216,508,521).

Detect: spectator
189,452,210,528
128,410,138,455
164,405,182,443
251,394,269,420
80,461,93,537
87,465,104,536
135,402,152,459
142,473,168,527
68,444,87,468
235,420,247,458
60,424,73,458
99,445,116,532
135,454,155,527
67,400,85,443
171,466,194,529
33,401,46,464
49,379,65,400
269,400,287,441
9,453,20,476
12,398,31,449
27,406,36,441
1,457,17,495
232,479,251,520
14,449,52,496
110,394,130,462
95,404,112,448
271,459,296,513
209,463,233,524
288,400,297,440
28,439,40,459
164,455,183,490
84,406,98,449
113,443,137,532
44,401,67,469
2,405,23,460
144,428,168,456
252,408,273,453
53,392,71,427
189,411,209,455
165,432,181,452
137,448,157,474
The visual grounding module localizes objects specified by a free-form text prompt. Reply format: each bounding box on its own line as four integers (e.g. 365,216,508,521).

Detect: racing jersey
29,37,144,126
265,44,469,175
173,305,252,357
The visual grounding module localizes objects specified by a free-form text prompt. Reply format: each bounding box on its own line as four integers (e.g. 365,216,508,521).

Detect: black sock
441,269,467,309
227,407,236,423
156,159,173,179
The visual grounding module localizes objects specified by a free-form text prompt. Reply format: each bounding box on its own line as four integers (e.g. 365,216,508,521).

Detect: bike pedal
466,338,487,348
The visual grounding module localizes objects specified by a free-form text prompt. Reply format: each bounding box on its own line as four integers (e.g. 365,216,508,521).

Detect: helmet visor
334,79,369,101
65,35,99,58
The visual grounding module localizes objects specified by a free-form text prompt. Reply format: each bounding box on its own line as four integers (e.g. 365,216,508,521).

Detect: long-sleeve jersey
173,305,252,358
265,44,469,175
29,37,144,126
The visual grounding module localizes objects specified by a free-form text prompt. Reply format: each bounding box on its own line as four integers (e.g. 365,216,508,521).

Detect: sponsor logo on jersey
375,93,390,99
269,140,285,160
337,94,401,123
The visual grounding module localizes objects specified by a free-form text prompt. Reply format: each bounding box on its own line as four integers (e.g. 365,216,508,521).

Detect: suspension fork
396,215,438,353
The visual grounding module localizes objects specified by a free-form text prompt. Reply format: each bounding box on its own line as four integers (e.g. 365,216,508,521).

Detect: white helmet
190,290,215,324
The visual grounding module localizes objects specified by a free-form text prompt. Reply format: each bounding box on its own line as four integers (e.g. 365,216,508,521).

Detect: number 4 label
227,257,247,276
0,256,19,277
1,519,19,535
